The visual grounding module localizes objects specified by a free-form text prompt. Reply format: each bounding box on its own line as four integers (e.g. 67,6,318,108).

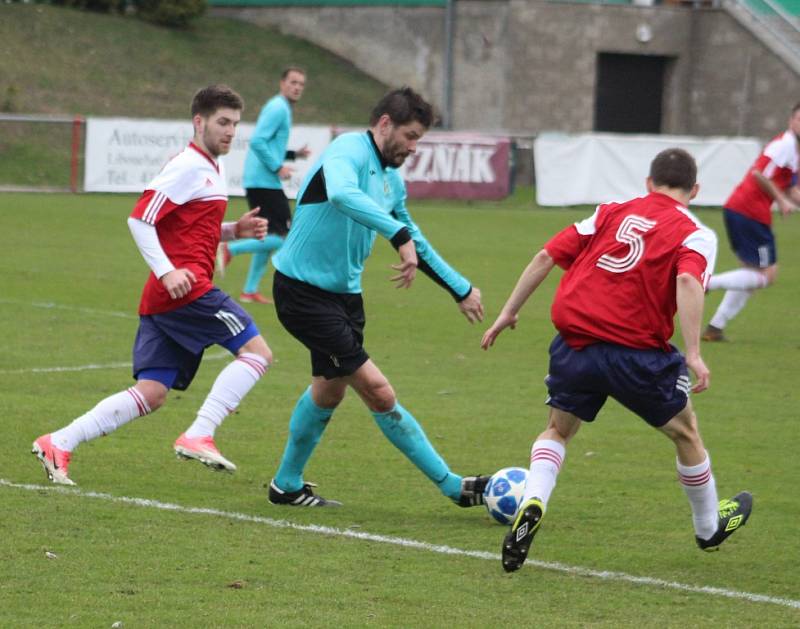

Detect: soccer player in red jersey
32,85,273,485
482,148,752,572
703,103,800,341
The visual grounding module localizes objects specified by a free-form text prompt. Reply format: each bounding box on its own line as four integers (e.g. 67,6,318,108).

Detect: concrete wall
213,1,799,140
689,10,799,137
496,2,694,134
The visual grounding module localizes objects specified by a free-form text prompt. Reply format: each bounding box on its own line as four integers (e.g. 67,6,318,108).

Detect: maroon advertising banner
400,132,512,200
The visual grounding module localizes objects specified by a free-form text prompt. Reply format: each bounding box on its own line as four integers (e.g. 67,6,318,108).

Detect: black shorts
245,188,291,236
273,270,369,379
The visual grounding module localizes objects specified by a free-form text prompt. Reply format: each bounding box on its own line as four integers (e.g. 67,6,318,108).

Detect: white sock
707,268,767,291
51,388,150,452
523,439,566,509
677,452,718,540
184,353,268,439
709,290,752,329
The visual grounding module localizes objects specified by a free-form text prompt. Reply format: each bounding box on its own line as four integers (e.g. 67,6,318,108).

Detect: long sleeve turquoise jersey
242,94,291,190
272,131,472,299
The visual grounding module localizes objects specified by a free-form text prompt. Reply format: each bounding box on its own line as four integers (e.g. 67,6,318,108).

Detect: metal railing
725,0,800,62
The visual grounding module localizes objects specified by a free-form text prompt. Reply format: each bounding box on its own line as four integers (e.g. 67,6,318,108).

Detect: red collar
189,142,219,173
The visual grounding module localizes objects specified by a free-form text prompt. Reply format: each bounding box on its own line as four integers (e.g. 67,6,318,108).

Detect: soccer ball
483,467,528,525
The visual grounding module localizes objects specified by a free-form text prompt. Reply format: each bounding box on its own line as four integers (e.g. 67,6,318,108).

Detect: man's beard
382,139,408,167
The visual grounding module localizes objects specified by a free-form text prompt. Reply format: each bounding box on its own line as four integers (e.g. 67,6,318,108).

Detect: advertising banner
84,117,331,198
400,132,513,200
534,133,762,207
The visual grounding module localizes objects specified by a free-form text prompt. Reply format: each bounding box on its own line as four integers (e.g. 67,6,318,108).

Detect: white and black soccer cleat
268,480,342,507
456,475,492,508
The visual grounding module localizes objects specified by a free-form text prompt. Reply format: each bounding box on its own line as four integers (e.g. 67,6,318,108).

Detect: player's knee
313,388,346,409
241,336,272,365
662,412,701,447
365,381,396,413
135,381,168,412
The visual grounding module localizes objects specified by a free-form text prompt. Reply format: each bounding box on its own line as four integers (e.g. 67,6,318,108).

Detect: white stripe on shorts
215,310,244,336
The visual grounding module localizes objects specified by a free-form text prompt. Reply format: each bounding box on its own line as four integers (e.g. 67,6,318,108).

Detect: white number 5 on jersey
596,215,657,273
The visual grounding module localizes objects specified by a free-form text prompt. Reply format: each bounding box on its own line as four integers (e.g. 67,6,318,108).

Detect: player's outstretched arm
458,288,484,324
676,272,710,393
390,239,418,289
161,268,197,300
787,184,800,209
127,217,196,300
752,170,798,216
481,249,555,350
236,208,268,240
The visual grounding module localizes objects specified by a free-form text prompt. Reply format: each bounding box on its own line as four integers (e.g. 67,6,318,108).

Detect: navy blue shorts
273,271,369,379
723,208,777,268
132,288,259,391
545,334,690,428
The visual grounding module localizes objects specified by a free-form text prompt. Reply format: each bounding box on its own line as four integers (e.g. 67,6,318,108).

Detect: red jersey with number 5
129,143,228,315
544,192,717,351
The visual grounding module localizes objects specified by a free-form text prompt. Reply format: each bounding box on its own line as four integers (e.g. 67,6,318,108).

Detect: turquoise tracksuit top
273,131,471,299
242,94,291,190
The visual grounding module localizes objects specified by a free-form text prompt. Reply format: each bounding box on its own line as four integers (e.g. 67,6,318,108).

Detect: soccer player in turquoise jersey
267,87,489,507
218,67,310,304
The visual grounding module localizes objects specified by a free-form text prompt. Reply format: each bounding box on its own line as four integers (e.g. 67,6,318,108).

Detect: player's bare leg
658,402,752,550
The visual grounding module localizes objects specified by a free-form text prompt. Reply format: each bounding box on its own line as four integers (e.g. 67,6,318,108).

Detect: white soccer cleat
174,433,237,472
32,434,76,486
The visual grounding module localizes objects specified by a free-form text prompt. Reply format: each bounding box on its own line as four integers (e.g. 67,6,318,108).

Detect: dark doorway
594,53,668,133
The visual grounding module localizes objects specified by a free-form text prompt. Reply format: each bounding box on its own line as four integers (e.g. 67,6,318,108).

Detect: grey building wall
689,10,799,138
212,1,799,140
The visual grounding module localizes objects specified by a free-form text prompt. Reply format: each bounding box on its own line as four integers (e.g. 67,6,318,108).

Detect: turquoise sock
243,252,270,294
274,388,334,492
372,402,462,500
229,234,284,256
228,238,265,256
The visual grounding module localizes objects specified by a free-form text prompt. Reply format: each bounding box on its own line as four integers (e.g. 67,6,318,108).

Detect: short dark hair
281,66,306,80
649,148,697,192
191,84,244,118
791,101,800,115
369,87,435,128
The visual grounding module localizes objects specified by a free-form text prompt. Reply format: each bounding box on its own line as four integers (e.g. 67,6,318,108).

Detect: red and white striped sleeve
129,150,203,224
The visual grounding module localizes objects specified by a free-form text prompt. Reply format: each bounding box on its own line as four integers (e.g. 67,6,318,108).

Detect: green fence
209,0,446,6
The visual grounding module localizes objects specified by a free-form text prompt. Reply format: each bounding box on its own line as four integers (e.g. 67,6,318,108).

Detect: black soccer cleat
456,475,492,508
696,491,753,551
501,497,544,573
268,480,342,507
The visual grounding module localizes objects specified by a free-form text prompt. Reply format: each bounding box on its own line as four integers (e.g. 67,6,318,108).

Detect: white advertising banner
84,117,332,198
534,133,763,207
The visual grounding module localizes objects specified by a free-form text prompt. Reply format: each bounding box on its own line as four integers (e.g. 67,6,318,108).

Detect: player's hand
685,351,710,393
458,287,484,324
296,144,311,159
778,197,798,217
480,311,518,350
161,268,196,300
278,165,294,180
236,208,268,240
391,240,417,289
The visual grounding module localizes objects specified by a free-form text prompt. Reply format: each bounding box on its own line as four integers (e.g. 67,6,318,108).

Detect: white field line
0,298,137,320
0,299,229,375
1,479,798,611
0,352,228,376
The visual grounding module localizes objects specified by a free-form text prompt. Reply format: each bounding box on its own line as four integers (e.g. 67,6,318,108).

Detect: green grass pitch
1,190,798,626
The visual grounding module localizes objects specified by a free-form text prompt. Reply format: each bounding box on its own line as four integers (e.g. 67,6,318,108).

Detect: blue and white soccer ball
483,467,528,525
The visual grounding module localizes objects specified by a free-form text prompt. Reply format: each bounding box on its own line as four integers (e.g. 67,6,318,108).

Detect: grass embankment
0,4,388,187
